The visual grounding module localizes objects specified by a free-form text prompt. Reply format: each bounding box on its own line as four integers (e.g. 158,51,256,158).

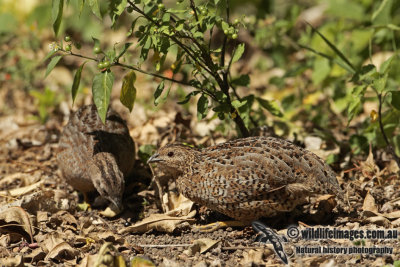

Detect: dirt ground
0,87,399,267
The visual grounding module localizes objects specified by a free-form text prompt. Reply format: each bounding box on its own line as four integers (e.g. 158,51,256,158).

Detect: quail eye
167,151,174,157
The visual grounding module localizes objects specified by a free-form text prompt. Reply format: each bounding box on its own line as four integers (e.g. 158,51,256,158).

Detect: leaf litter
1,61,400,267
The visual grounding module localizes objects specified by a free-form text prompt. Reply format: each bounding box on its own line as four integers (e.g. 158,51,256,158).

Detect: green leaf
109,0,127,25
312,58,330,85
197,94,209,120
139,35,152,63
231,43,245,63
300,44,355,74
221,21,229,31
162,12,170,24
45,55,63,78
92,70,114,123
256,97,283,117
92,37,100,48
177,91,201,104
391,91,400,110
51,0,64,37
120,71,136,112
231,74,250,87
88,0,102,20
42,49,57,63
78,0,84,16
372,0,392,25
231,99,247,109
154,80,165,106
387,24,400,31
347,96,362,124
308,22,356,74
71,61,87,104
373,74,388,93
353,64,378,84
379,55,394,74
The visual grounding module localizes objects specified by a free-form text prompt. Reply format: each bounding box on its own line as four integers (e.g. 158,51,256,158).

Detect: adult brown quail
57,105,135,210
148,136,341,221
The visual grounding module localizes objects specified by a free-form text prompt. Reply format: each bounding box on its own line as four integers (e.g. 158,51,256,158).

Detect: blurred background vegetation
1,0,399,168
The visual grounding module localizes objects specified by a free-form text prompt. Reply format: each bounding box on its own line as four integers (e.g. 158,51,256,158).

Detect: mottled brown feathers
149,136,341,221
57,105,135,209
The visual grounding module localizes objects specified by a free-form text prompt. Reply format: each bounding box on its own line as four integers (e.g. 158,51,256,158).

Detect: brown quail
148,136,342,221
57,105,135,210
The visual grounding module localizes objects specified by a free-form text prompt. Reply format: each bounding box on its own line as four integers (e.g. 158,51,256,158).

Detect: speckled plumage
148,136,341,221
57,105,135,209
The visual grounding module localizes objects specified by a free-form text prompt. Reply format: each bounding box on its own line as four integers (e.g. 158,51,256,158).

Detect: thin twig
137,244,192,248
378,93,400,168
114,62,194,88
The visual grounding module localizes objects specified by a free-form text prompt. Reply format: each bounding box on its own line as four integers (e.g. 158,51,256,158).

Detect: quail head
57,105,135,210
148,136,342,221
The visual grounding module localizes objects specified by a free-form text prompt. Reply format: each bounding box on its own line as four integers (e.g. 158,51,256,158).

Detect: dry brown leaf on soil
119,210,196,234
119,191,195,234
27,247,46,264
362,191,378,214
364,216,391,228
50,210,78,230
163,191,194,215
360,145,380,179
44,241,78,261
184,238,220,256
361,191,400,223
0,255,24,267
78,242,127,267
0,206,33,243
93,231,125,244
0,179,44,197
99,205,121,218
241,248,269,266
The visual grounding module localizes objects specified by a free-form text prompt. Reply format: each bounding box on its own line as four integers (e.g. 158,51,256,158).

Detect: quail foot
148,136,342,229
57,105,135,213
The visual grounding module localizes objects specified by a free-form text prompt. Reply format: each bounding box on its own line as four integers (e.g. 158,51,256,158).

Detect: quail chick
57,105,135,210
148,136,341,221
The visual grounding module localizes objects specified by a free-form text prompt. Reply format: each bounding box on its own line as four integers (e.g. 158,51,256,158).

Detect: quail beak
110,198,123,212
147,153,163,164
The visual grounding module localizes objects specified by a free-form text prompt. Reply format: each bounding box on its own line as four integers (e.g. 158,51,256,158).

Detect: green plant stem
115,62,193,88
378,93,400,168
62,50,200,90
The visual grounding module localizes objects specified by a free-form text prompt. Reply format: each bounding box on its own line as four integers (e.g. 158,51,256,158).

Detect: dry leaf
37,211,48,223
364,216,391,228
44,241,78,261
185,238,220,256
0,180,44,197
0,255,24,267
360,145,379,178
119,210,196,234
382,210,400,219
96,231,125,244
99,205,121,217
41,232,66,253
164,192,194,215
241,249,266,265
27,247,46,263
0,206,33,243
362,191,378,213
94,242,122,267
130,257,155,267
78,254,98,267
